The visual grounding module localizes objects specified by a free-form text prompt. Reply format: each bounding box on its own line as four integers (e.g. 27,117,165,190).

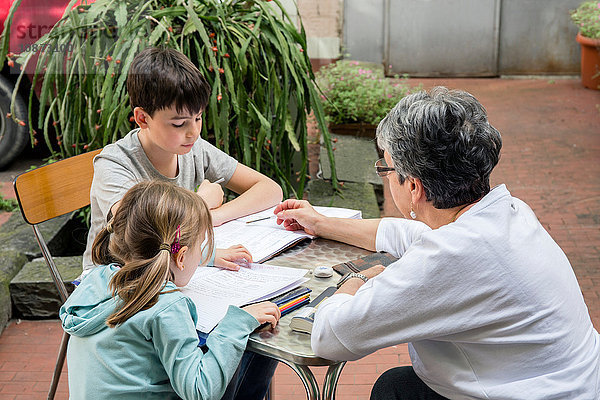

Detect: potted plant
315,60,415,137
570,1,600,89
0,0,338,197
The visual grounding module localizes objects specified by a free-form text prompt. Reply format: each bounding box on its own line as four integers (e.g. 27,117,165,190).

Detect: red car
0,0,80,169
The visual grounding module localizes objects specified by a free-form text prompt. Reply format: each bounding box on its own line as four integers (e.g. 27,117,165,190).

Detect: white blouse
312,185,599,399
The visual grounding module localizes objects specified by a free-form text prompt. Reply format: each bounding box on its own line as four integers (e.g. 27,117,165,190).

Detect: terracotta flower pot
576,32,600,90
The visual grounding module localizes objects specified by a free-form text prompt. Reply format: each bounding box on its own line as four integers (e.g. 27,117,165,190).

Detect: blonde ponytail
106,251,172,327
90,180,213,327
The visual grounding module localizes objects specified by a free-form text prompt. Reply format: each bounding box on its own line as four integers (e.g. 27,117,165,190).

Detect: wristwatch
337,272,369,288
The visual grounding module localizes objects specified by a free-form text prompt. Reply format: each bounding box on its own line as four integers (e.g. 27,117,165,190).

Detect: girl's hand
214,245,253,271
242,301,281,329
196,179,224,209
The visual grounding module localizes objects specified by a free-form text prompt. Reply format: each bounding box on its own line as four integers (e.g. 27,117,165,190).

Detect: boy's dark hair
127,47,211,117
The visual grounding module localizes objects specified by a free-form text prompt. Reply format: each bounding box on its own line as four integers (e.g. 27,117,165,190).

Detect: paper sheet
181,263,309,332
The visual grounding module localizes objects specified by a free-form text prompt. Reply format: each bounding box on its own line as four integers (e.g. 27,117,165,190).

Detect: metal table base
248,239,371,399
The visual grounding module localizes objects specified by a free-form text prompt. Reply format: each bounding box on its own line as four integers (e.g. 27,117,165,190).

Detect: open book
213,206,361,263
181,263,309,333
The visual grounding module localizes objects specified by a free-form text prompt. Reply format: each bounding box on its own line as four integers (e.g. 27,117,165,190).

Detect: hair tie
106,220,114,233
159,243,171,252
171,225,182,254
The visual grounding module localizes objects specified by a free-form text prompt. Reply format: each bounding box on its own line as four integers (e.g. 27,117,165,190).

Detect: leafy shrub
570,1,600,39
0,195,18,212
316,60,414,126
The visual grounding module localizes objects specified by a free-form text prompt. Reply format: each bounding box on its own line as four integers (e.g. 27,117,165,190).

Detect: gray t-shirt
82,129,238,270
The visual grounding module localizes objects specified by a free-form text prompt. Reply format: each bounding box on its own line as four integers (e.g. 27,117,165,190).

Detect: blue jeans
370,366,448,400
221,351,278,400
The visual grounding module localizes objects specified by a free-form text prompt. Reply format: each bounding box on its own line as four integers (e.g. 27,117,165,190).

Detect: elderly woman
274,87,599,400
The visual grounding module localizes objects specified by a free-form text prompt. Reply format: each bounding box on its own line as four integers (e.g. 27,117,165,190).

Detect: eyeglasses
374,158,396,177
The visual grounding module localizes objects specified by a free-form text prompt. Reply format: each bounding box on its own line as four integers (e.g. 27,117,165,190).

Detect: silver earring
410,202,417,219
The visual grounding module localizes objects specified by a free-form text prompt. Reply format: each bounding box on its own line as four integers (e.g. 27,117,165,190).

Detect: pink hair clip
171,225,182,254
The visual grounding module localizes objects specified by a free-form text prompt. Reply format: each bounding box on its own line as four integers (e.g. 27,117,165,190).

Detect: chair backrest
13,149,101,225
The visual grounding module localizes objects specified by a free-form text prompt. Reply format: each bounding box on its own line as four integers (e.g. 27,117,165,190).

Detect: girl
60,180,280,399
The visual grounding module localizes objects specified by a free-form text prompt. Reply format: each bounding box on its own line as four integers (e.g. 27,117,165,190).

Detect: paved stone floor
0,77,598,399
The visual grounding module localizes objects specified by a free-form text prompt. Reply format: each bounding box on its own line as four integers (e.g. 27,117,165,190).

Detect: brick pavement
0,77,598,399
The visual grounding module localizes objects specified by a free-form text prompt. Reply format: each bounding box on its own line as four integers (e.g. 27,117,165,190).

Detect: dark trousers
370,366,449,400
221,351,278,400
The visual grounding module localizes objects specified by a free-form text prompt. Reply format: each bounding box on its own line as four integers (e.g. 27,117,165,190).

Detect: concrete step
320,134,383,186
315,133,383,219
0,212,79,328
10,256,81,319
308,180,380,219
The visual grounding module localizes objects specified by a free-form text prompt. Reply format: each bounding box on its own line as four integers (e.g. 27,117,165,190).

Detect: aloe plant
0,0,338,198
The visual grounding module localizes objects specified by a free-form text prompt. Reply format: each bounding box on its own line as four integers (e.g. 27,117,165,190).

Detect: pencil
245,215,276,224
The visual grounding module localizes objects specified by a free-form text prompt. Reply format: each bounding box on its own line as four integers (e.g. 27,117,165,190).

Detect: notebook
213,206,362,263
181,263,309,333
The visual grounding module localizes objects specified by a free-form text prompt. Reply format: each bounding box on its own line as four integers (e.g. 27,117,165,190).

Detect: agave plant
0,0,338,198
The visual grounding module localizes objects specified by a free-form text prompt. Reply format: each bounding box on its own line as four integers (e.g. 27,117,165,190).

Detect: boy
83,47,283,271
82,47,282,399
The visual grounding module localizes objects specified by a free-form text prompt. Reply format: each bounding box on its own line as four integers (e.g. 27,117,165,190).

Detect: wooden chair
13,149,101,399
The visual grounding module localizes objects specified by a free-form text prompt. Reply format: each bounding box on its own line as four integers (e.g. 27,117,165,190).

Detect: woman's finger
287,222,303,231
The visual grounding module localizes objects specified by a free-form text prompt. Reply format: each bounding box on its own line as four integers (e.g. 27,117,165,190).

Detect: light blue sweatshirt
60,264,259,400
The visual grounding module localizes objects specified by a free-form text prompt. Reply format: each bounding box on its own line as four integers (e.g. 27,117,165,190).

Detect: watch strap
337,272,369,288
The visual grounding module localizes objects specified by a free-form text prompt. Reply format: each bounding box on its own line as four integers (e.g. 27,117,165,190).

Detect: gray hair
376,86,502,209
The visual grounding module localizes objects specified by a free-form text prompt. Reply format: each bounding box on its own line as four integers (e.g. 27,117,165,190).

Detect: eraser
313,265,334,278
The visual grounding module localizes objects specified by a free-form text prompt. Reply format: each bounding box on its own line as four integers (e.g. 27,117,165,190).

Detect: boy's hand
242,301,281,330
196,179,224,209
214,245,253,271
